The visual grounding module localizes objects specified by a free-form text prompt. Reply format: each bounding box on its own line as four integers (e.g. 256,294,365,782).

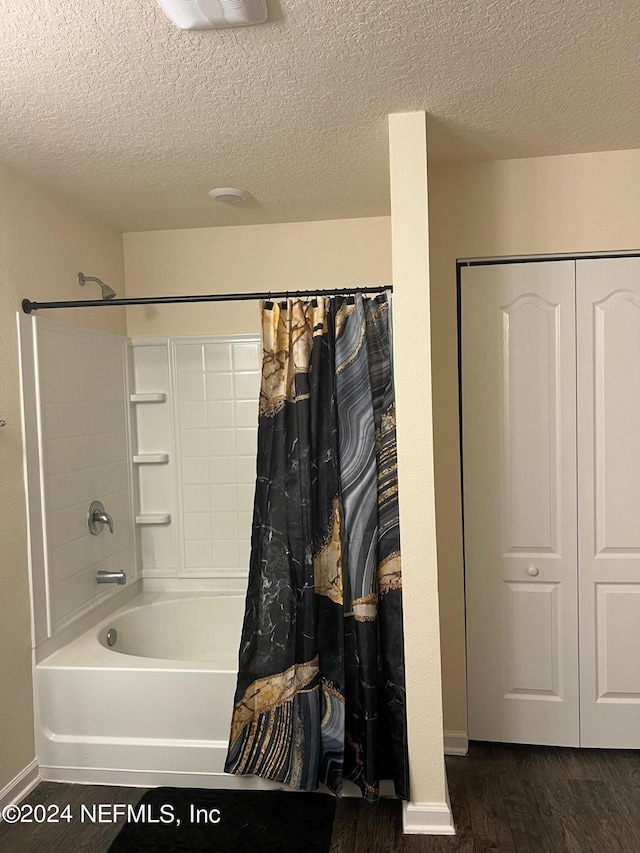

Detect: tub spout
96,570,127,585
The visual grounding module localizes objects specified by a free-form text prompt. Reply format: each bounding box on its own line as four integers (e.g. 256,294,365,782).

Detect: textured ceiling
1,1,638,231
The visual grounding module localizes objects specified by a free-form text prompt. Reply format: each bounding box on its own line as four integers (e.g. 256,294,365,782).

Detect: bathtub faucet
96,570,127,585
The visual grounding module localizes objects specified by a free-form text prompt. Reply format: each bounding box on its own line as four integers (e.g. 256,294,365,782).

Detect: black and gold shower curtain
224,294,409,802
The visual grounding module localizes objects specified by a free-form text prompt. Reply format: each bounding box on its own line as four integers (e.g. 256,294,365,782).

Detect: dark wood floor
2,743,640,851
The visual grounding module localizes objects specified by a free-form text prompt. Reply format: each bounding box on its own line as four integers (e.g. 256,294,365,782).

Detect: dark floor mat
107,787,336,852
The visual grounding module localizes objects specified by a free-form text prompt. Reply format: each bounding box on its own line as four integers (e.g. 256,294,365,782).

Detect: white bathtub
35,591,282,790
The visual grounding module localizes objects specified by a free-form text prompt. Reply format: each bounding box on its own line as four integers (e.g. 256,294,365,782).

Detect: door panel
502,293,561,554
462,261,579,746
503,580,562,697
577,257,640,747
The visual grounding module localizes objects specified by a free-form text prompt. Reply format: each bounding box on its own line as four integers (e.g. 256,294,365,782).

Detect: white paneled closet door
577,257,640,748
462,261,580,746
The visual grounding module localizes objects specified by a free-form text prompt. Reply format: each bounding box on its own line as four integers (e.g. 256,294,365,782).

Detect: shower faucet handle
95,511,114,534
88,500,114,535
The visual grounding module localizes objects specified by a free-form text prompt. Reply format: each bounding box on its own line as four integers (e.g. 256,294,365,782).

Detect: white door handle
527,566,539,577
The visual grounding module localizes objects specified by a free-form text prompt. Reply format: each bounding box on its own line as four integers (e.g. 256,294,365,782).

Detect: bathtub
35,591,282,790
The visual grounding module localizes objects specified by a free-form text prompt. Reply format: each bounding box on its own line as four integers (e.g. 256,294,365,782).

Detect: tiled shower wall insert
131,335,261,578
36,320,134,631
174,337,260,576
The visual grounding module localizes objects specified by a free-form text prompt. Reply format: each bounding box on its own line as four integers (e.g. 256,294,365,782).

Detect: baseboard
444,730,469,755
0,759,40,815
402,799,455,835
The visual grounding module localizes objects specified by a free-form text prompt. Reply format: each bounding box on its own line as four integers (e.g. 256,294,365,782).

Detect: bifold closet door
462,261,579,746
577,257,640,748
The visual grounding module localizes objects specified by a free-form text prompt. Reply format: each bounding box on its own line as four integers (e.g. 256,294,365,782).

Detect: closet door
462,261,579,746
577,257,640,747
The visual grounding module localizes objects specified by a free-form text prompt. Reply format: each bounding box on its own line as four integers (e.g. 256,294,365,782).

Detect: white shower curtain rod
21,286,392,314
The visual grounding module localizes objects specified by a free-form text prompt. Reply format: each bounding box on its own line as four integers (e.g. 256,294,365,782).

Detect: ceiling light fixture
157,0,268,30
208,187,250,204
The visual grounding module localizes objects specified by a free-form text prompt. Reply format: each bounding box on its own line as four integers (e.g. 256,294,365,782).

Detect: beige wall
428,149,640,734
123,218,392,338
0,160,125,790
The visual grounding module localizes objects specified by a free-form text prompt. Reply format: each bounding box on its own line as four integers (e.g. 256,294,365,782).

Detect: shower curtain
224,293,409,802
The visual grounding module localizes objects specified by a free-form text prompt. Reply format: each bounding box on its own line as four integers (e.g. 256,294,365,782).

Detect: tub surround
39,321,133,628
20,316,135,650
21,321,262,659
171,336,260,578
129,338,175,571
130,335,260,580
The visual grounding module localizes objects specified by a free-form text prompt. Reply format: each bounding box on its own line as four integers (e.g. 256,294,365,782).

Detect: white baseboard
444,730,469,756
0,759,40,815
402,799,455,835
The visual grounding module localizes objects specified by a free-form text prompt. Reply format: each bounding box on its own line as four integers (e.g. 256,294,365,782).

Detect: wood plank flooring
2,743,640,851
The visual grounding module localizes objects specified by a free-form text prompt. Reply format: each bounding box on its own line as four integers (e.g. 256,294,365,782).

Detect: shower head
78,272,117,301
101,283,117,300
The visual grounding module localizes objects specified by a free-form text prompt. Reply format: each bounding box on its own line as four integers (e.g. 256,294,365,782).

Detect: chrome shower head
78,272,117,301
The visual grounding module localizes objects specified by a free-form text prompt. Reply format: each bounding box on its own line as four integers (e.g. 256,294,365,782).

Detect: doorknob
527,566,539,577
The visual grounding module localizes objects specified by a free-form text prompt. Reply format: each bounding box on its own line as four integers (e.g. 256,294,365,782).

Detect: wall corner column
388,111,452,834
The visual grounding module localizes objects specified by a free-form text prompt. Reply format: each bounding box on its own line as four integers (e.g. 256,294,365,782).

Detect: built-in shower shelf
135,514,172,525
130,393,167,403
133,453,169,464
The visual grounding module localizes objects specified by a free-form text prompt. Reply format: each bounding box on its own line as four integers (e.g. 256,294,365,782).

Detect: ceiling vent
157,0,268,30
